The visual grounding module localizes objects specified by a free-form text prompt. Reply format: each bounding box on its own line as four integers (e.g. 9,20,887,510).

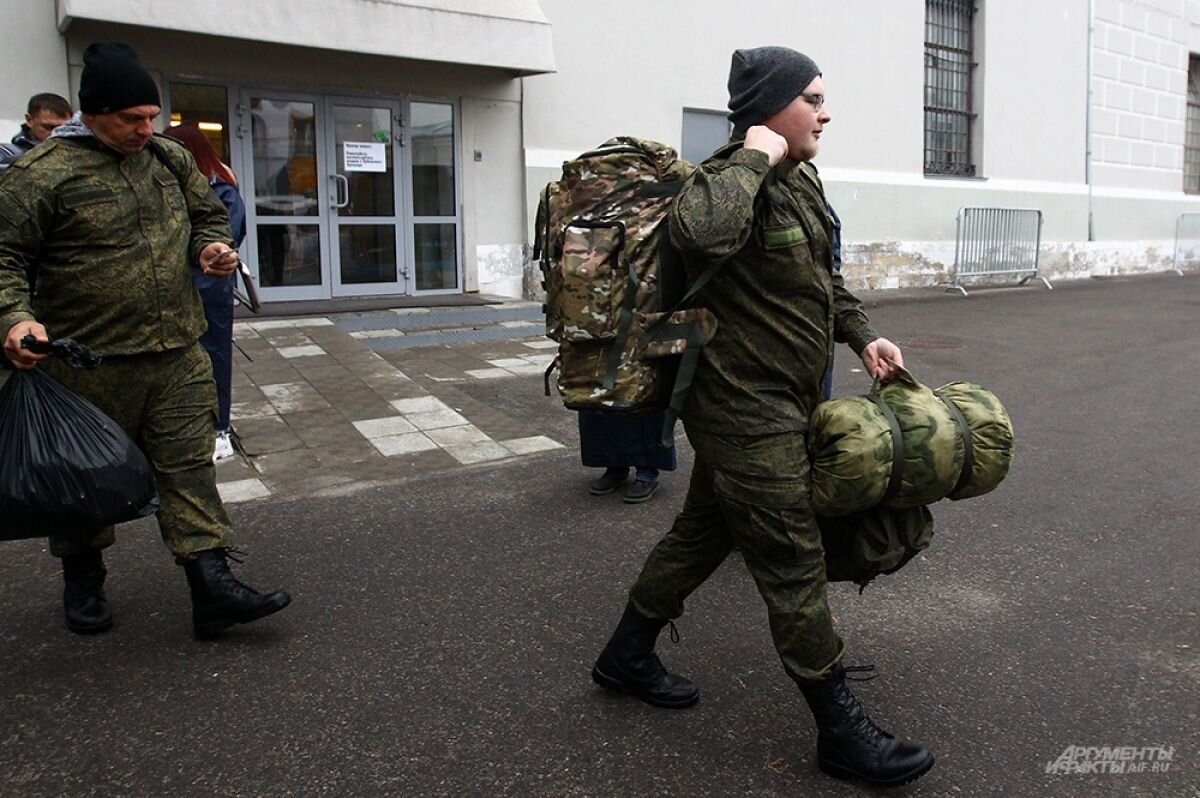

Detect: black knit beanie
727,46,821,135
78,42,160,114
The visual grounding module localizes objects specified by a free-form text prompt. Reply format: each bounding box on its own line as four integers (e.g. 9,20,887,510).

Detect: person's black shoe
589,468,629,496
799,664,934,787
62,551,113,635
183,549,291,639
591,604,699,708
622,479,660,504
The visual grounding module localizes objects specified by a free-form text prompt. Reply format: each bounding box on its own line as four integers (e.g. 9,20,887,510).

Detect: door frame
237,88,331,302
404,96,465,296
324,95,409,298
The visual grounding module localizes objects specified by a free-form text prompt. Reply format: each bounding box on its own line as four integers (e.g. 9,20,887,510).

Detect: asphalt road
1,274,1197,797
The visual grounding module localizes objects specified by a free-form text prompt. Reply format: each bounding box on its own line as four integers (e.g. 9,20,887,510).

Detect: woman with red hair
164,124,245,461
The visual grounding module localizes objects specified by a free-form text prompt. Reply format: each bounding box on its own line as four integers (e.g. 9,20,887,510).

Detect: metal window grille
1184,57,1200,193
925,0,977,176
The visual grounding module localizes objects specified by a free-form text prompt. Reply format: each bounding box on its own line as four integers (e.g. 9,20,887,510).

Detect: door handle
331,173,350,209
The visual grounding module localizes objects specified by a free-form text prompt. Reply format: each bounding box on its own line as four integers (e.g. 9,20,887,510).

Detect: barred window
925,0,977,176
1185,56,1200,193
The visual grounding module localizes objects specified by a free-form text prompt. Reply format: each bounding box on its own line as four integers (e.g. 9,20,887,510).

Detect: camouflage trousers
628,425,844,683
43,343,233,560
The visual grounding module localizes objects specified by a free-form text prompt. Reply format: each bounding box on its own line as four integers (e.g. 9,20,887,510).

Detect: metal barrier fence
1171,212,1200,275
947,207,1051,296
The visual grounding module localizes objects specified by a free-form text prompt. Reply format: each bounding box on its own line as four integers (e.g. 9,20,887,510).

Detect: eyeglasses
800,92,825,112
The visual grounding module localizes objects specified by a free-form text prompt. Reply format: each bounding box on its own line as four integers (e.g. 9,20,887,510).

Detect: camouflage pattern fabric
809,371,1014,516
819,504,934,589
538,137,712,411
668,142,879,435
936,381,1015,500
40,344,233,559
628,426,845,683
0,134,233,355
633,307,718,360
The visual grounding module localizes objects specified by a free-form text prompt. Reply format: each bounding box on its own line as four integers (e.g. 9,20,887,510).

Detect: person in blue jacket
164,124,245,461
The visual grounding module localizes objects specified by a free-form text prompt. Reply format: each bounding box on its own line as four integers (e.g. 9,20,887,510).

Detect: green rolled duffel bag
809,369,1013,516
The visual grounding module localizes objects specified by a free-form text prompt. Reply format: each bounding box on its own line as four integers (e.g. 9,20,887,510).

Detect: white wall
1091,0,1192,191
524,0,922,173
0,0,69,136
522,0,1200,294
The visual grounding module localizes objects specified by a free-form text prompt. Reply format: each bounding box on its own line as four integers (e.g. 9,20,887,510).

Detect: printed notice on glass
343,142,387,173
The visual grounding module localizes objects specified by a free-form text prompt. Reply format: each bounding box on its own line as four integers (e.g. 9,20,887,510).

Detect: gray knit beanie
727,46,821,135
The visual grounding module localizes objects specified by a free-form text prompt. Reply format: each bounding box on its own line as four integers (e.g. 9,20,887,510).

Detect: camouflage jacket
0,133,232,355
668,141,878,434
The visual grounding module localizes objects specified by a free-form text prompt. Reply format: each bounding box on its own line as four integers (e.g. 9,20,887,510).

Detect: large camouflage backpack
534,138,720,440
808,369,1014,516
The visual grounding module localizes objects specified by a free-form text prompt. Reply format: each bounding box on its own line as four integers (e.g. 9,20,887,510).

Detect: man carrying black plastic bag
0,341,159,538
0,42,290,638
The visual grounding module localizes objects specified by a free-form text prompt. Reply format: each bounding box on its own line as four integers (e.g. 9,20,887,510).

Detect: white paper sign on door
343,141,387,173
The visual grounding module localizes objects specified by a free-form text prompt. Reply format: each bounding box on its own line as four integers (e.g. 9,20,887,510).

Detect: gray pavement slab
1,275,1198,796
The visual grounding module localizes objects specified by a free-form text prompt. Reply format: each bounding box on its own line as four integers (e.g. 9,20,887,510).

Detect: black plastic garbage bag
0,368,159,541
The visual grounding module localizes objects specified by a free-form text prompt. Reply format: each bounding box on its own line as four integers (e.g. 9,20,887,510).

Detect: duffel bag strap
935,390,976,497
866,394,905,503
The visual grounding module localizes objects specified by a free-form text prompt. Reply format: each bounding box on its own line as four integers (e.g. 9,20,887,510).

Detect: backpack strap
646,163,776,333
145,136,188,186
647,319,710,446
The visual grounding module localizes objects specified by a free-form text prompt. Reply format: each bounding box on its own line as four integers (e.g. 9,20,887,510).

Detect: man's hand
3,320,49,370
744,125,788,166
198,242,239,278
861,337,905,382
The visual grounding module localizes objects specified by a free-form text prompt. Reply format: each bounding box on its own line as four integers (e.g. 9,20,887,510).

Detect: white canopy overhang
58,0,556,75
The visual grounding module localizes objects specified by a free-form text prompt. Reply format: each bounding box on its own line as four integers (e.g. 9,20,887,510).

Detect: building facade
3,1,1199,304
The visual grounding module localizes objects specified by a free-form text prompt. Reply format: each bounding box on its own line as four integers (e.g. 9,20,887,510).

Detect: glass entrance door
238,91,460,302
241,92,327,301
327,99,407,296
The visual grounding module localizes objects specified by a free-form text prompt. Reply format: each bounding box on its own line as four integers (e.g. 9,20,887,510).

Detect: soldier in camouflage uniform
0,42,290,639
590,47,933,788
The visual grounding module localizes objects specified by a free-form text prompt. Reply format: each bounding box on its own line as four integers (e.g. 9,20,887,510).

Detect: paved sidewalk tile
226,310,571,500
218,478,273,503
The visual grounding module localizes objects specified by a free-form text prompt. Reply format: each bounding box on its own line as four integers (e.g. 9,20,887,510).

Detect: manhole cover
896,337,964,350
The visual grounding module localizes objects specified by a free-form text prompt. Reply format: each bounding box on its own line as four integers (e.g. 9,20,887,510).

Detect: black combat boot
61,551,114,634
591,604,699,708
799,664,934,787
183,549,291,639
